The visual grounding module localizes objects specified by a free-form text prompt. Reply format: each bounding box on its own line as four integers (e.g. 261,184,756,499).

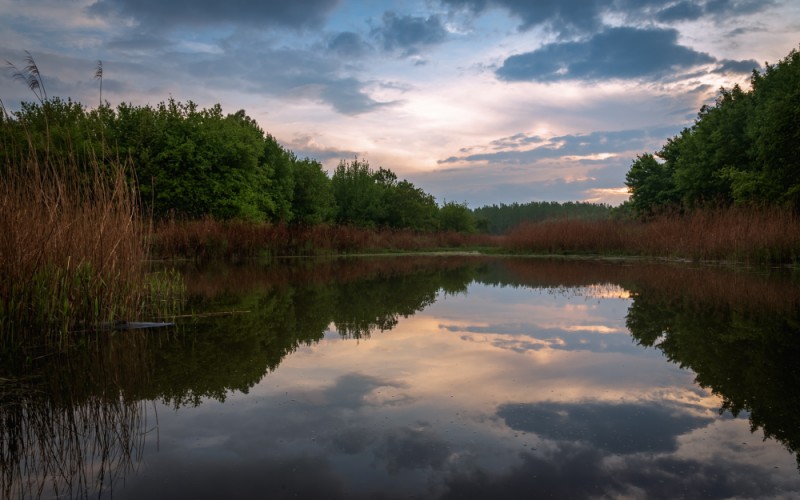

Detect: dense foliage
625,47,800,216
2,97,472,230
331,158,440,230
472,201,612,234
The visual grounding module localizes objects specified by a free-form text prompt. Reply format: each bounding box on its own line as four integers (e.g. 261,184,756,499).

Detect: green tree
331,157,385,227
672,85,751,207
439,201,476,233
625,153,680,216
383,180,439,230
624,45,800,216
292,158,335,225
746,49,800,208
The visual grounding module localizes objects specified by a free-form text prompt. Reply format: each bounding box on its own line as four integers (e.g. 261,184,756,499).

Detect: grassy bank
0,152,183,349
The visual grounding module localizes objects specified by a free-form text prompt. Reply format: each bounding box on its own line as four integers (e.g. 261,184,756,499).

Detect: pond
2,256,800,499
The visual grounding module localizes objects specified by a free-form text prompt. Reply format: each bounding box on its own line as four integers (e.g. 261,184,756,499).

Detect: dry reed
504,208,800,264
152,219,500,260
0,147,182,348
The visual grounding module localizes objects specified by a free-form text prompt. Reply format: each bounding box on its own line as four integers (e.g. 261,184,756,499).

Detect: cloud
374,426,451,473
496,27,715,83
320,77,393,115
372,11,449,55
715,58,760,75
703,0,776,17
439,128,673,166
441,0,607,36
328,31,372,58
440,440,784,500
177,45,389,115
656,1,705,22
87,0,340,31
444,323,647,355
441,0,777,36
498,400,712,454
282,134,359,163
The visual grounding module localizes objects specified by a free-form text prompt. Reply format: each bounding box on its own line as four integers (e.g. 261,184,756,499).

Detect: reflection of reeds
0,328,163,498
0,383,148,499
504,208,800,264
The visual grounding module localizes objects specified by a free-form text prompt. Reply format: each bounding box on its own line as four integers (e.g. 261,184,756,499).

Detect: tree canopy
1,97,474,230
625,47,800,216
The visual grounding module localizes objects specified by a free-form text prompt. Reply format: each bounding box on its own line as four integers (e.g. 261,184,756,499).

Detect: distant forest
473,202,611,234
625,47,800,216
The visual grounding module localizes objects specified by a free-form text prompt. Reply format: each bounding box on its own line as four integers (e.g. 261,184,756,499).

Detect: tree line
472,201,612,234
625,47,800,217
2,94,607,233
0,96,484,231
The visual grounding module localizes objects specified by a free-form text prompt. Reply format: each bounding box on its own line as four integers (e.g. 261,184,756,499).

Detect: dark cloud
441,441,785,500
177,45,387,115
87,0,340,30
372,11,449,55
441,0,606,36
441,0,776,37
488,132,545,151
656,1,705,22
498,400,711,454
375,426,451,473
703,0,775,17
104,32,171,52
320,77,392,115
328,31,372,58
496,27,715,83
715,58,759,74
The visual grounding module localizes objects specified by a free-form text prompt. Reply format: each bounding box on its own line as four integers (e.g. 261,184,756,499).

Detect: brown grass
152,219,501,260
152,207,799,265
504,207,800,264
0,150,181,347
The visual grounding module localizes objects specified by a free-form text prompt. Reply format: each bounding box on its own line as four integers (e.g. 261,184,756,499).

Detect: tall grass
152,208,800,265
504,207,800,264
0,147,182,349
152,218,500,261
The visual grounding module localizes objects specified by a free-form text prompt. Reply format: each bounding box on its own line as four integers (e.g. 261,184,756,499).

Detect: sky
1,0,798,207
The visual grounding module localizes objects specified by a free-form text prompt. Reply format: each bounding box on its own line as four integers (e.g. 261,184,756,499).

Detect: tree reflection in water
2,256,799,498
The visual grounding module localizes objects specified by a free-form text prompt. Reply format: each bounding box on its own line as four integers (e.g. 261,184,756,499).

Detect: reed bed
152,218,501,260
504,207,800,264
0,150,183,349
153,207,800,265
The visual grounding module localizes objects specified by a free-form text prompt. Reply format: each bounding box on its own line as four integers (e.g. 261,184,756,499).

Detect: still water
2,256,800,499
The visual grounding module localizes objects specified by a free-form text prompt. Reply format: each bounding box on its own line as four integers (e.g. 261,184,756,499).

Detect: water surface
3,256,799,498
